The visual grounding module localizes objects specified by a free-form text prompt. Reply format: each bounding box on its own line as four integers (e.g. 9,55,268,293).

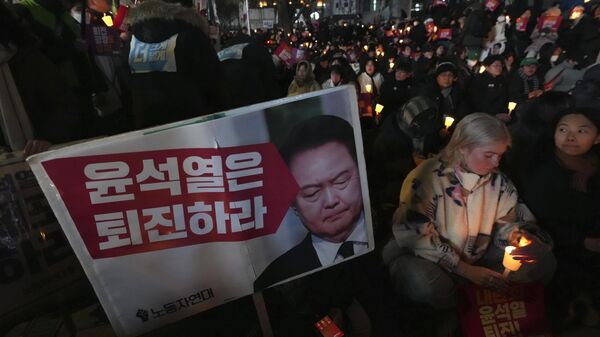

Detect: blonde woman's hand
458,262,509,293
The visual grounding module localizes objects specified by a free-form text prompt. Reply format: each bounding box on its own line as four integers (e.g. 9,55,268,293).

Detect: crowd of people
1,0,600,335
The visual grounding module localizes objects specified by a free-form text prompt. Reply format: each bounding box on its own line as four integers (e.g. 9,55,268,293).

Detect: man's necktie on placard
337,241,354,259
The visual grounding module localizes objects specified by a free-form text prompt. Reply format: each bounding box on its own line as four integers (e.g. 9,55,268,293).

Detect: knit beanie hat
435,61,457,77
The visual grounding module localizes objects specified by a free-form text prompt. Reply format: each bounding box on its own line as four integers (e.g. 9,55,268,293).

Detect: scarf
517,68,540,96
554,148,598,193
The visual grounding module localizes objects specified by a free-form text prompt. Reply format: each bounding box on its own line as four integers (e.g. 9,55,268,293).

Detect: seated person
517,108,600,328
383,113,555,312
321,65,347,89
287,60,321,97
378,61,416,121
370,96,445,210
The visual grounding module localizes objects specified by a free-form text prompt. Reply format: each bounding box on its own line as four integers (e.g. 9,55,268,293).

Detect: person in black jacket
370,96,444,209
0,1,86,155
517,108,600,329
14,0,101,139
378,61,416,122
558,6,600,68
218,31,280,109
468,55,510,121
418,60,469,120
127,0,224,129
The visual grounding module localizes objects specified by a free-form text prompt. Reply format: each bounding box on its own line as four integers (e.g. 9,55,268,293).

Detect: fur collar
128,0,208,34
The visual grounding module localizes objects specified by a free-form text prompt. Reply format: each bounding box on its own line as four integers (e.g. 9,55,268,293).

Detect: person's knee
388,256,457,309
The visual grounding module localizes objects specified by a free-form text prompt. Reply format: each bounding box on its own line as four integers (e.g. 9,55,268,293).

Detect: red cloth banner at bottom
458,283,553,337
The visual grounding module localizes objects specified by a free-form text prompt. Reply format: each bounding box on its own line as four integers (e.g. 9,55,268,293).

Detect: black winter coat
508,70,542,103
378,77,416,121
128,0,224,129
418,77,469,120
468,72,508,116
518,151,600,258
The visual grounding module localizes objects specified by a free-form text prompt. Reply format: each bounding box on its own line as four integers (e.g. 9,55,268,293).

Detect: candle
102,14,114,27
502,246,521,278
444,116,455,129
375,104,384,115
508,102,517,115
365,84,372,93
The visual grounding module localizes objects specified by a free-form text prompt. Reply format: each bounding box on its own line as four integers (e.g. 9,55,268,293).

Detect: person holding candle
378,61,416,121
357,58,384,95
382,113,555,312
371,96,444,211
418,60,469,121
516,108,600,328
468,55,510,121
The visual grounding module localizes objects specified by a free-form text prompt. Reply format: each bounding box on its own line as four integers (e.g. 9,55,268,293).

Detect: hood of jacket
128,0,208,35
294,60,316,86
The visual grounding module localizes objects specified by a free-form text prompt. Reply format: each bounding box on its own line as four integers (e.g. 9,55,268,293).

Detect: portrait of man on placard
254,115,369,290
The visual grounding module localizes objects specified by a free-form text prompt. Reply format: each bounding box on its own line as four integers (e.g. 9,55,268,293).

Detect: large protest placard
0,154,87,327
27,86,374,337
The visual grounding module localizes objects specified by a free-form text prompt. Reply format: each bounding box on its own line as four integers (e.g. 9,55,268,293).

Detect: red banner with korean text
537,15,562,32
516,17,529,32
438,28,452,40
41,144,298,259
274,43,294,66
485,0,500,12
458,283,553,337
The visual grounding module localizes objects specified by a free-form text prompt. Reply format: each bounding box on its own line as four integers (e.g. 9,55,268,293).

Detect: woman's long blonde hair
440,113,511,166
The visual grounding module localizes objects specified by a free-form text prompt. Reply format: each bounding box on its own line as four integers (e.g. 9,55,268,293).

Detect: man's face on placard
288,141,362,243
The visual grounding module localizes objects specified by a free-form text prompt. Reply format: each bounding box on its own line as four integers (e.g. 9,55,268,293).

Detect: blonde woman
383,113,555,310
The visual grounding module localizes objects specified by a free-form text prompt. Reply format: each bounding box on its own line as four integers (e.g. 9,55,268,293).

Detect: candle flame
444,116,455,128
375,104,384,114
518,236,532,247
40,231,47,241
